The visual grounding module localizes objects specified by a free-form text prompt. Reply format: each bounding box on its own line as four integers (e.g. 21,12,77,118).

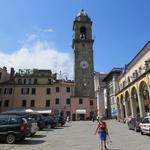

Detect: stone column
124,98,128,118
120,99,124,120
129,95,136,117
137,91,145,117
146,74,150,105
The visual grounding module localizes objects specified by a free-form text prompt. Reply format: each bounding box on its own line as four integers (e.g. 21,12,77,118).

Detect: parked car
139,116,150,135
57,116,66,127
0,115,29,144
32,114,46,130
127,116,143,132
45,116,58,128
1,109,45,131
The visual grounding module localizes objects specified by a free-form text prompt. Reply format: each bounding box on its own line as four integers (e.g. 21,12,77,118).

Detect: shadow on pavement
109,149,124,150
55,127,64,129
31,134,46,138
63,125,71,127
42,128,54,131
16,139,45,145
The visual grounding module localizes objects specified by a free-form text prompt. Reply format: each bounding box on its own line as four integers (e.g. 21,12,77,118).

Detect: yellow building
0,68,75,118
115,41,150,119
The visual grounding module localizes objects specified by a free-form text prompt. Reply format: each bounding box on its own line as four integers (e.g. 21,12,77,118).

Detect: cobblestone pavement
0,120,150,150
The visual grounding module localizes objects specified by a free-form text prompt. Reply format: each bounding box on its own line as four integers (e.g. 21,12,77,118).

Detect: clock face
80,60,89,69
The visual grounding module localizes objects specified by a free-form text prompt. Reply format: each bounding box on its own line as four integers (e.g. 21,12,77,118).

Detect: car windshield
142,118,150,123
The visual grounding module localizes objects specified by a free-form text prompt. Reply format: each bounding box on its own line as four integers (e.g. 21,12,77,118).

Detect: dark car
0,115,29,144
45,116,58,128
127,116,143,132
57,116,66,127
32,114,46,130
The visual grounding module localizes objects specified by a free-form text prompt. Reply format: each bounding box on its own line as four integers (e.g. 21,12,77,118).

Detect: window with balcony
21,88,29,95
9,88,12,94
127,77,130,83
31,88,36,95
48,79,52,84
30,100,35,107
90,100,93,106
4,100,9,107
46,88,51,94
135,70,138,78
123,81,125,88
79,98,83,104
55,98,59,104
56,87,60,93
66,98,70,105
29,79,32,84
18,79,22,84
22,100,27,107
4,88,12,95
23,79,27,84
66,87,70,93
145,61,149,71
46,100,50,107
34,79,37,84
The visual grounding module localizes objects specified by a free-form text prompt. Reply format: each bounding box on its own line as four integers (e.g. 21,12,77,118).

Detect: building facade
115,41,150,119
94,72,107,118
103,68,123,119
0,68,75,118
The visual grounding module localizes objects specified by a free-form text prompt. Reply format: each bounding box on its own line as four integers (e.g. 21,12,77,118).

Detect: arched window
80,26,86,40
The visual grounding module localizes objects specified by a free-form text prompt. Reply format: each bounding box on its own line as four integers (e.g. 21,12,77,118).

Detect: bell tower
72,9,95,97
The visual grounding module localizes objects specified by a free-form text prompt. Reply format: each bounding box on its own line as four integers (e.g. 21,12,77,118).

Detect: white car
139,117,150,135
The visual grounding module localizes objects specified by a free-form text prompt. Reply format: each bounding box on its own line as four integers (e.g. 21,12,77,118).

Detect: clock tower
72,9,95,97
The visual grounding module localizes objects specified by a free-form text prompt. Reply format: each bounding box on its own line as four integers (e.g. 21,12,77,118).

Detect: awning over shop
76,109,86,114
1,108,36,114
36,110,52,114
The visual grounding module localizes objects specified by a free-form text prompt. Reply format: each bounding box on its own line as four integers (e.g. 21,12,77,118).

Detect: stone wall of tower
73,10,95,98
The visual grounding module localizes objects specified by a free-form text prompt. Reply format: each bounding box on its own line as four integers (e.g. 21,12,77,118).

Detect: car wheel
6,134,16,144
141,131,143,135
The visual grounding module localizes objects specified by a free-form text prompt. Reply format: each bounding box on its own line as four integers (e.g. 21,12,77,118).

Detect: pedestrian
66,116,70,122
94,117,109,150
92,115,95,122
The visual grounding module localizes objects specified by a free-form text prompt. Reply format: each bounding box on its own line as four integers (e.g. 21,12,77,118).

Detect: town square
0,1,150,150
1,121,150,150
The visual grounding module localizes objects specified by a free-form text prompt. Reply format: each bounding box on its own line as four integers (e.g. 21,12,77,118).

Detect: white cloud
43,28,54,33
0,34,73,79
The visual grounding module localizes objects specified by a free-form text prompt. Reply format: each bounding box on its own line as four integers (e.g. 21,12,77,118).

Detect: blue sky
0,0,150,78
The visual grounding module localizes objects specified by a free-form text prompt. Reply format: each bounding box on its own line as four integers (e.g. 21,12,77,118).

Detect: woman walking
94,117,109,150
